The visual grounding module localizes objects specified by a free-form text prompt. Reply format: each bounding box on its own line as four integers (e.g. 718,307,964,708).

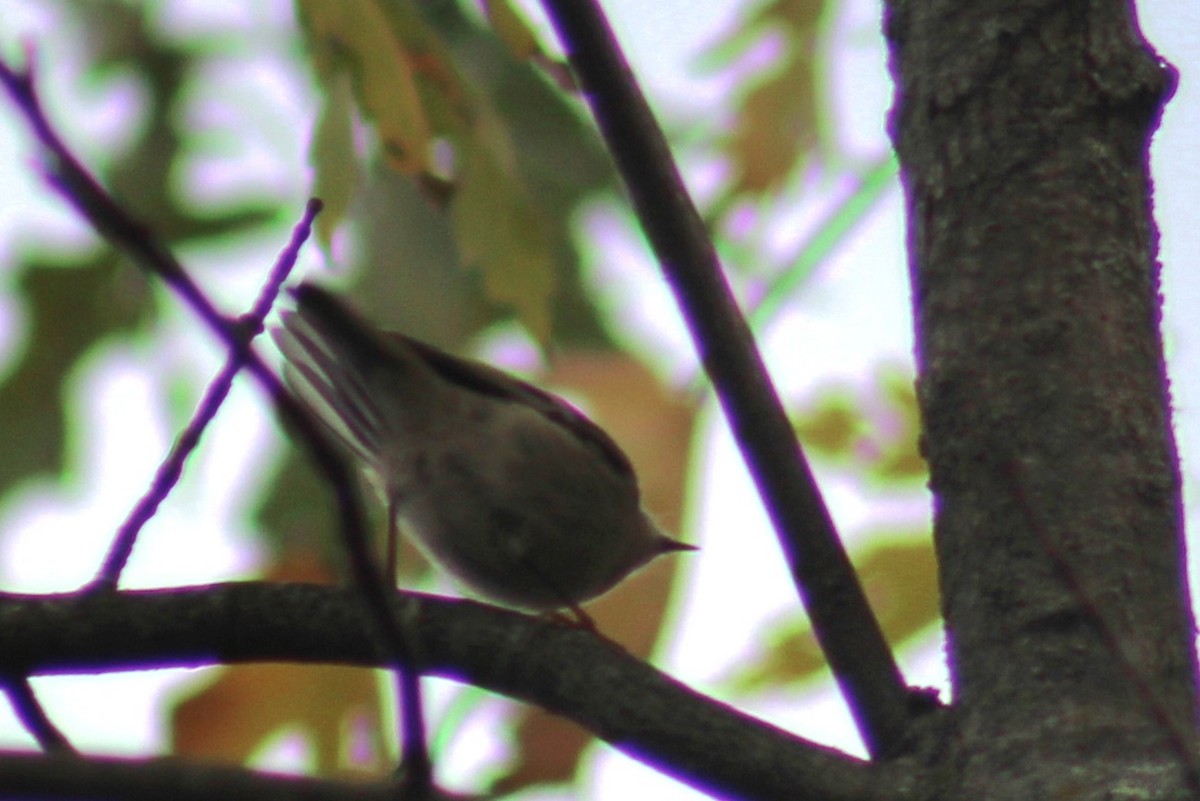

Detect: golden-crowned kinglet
272,283,694,617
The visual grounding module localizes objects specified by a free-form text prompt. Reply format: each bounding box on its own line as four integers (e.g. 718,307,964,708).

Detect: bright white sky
0,0,1196,799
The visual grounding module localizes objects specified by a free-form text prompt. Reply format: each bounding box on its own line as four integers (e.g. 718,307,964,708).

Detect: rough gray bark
885,0,1198,797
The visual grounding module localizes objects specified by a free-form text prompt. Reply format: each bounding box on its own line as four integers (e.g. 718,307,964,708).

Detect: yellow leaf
483,0,542,61
481,0,576,91
723,534,940,693
296,0,432,174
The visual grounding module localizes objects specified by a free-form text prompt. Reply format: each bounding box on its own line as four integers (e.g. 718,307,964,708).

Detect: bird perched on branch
272,283,694,624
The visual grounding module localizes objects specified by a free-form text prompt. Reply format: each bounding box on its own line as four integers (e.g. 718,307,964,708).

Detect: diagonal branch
0,55,432,791
0,676,74,754
537,0,912,757
91,200,321,590
0,584,923,801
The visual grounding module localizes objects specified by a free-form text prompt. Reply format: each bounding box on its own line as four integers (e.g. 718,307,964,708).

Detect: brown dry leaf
169,555,387,777
794,391,866,460
856,537,941,646
490,352,699,794
726,54,818,197
702,0,828,201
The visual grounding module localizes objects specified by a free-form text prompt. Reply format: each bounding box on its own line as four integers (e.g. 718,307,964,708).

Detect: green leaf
451,141,556,344
309,70,362,255
791,365,928,486
724,534,940,693
0,257,149,496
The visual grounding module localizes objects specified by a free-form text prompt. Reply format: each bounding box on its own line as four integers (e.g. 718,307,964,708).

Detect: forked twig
0,55,432,792
1,675,75,754
90,200,322,590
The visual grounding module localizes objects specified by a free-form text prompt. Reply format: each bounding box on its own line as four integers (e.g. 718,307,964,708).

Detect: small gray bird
272,283,694,621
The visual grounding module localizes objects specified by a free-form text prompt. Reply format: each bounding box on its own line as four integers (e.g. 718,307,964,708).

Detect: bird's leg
386,506,399,586
541,604,597,631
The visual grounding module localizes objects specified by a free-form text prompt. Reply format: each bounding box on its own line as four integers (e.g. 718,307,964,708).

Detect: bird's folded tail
271,283,436,469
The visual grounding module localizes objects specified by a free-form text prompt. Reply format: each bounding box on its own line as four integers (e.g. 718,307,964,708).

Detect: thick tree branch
538,0,912,757
0,584,922,801
886,0,1196,795
0,751,403,801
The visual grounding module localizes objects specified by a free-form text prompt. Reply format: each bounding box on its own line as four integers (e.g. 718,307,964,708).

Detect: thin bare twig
1,675,75,754
0,56,432,792
538,0,912,757
91,200,322,590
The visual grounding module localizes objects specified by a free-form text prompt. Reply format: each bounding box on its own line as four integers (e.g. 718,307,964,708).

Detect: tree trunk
886,0,1198,797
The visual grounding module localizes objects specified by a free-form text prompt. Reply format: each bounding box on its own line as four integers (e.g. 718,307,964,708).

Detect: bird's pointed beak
658,536,698,553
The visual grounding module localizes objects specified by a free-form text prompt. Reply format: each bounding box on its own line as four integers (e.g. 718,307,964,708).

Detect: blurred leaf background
0,0,961,796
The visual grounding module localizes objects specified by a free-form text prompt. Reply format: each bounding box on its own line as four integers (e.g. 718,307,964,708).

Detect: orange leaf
168,556,387,777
